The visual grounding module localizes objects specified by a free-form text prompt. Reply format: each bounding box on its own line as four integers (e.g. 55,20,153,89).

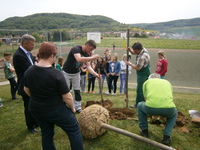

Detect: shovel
97,60,104,106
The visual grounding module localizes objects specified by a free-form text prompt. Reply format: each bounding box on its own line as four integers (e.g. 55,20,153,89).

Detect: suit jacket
13,47,35,96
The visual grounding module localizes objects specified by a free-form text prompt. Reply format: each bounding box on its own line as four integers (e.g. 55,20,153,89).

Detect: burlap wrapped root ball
78,104,110,139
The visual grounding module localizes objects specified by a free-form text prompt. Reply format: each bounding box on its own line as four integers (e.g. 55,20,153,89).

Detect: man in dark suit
13,34,38,134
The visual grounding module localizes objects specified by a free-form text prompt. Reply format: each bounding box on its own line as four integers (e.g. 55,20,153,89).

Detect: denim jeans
98,74,106,92
119,73,126,94
137,101,177,136
31,105,83,150
80,75,86,92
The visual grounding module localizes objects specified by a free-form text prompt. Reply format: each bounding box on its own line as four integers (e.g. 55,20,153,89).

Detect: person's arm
74,53,99,63
159,59,168,75
127,47,136,55
125,61,141,71
62,92,76,113
86,61,100,78
80,66,87,72
114,61,121,74
24,86,31,97
9,65,15,72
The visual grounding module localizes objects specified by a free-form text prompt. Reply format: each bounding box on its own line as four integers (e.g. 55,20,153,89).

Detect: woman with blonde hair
108,53,121,95
120,54,132,94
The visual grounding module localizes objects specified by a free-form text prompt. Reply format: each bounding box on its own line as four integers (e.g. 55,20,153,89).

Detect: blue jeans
119,73,127,94
80,75,86,92
98,74,106,92
31,105,83,150
137,101,177,136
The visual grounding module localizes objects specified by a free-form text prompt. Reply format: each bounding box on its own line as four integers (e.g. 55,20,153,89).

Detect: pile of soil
84,100,135,120
84,100,192,128
176,111,190,127
108,107,135,120
84,99,113,109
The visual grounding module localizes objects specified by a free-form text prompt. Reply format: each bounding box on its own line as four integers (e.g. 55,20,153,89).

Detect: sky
0,0,200,24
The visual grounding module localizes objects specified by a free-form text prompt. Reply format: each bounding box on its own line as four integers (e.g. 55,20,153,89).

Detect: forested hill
131,17,200,32
0,13,127,32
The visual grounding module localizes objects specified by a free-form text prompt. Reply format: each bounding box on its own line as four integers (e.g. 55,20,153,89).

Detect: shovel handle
101,123,176,150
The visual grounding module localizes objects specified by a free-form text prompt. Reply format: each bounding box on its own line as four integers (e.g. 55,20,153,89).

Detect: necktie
27,52,34,65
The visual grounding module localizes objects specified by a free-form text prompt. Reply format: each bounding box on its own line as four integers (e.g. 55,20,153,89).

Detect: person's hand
92,54,100,60
125,61,131,65
127,47,131,52
111,73,115,76
96,74,101,79
71,108,76,113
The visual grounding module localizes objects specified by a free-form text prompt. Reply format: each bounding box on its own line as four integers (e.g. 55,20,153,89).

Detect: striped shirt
136,48,150,69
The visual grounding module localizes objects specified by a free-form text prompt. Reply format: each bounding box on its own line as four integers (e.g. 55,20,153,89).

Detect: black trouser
8,77,17,99
108,75,119,94
88,77,96,92
22,95,38,130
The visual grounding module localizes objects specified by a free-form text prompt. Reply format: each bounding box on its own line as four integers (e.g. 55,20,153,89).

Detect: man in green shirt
126,42,150,108
137,73,177,145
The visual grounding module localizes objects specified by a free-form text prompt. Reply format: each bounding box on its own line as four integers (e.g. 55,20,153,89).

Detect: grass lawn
0,84,200,150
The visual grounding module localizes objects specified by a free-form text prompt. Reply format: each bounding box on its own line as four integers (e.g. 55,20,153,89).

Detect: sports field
91,47,200,94
0,38,200,94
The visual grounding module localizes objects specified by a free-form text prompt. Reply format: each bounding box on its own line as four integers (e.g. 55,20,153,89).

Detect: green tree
53,30,60,41
62,30,70,41
0,41,4,46
32,32,43,42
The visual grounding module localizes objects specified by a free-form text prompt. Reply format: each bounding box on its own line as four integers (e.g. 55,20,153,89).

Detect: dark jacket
13,47,35,96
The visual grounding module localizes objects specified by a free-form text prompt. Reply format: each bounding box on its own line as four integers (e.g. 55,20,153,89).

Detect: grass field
0,84,200,150
0,37,200,149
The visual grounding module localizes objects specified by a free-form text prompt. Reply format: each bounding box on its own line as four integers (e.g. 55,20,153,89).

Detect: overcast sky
1,0,200,24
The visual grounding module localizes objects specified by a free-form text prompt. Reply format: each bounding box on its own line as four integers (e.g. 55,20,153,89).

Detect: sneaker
139,128,149,138
112,93,116,95
162,135,171,145
130,105,137,108
86,91,90,93
0,103,3,107
104,91,110,94
91,91,94,93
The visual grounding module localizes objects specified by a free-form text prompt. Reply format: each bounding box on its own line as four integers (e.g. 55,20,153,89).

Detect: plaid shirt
136,48,150,69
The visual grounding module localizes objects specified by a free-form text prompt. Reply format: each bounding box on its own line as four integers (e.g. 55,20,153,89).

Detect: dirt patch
84,100,135,120
176,111,190,127
84,99,113,109
83,100,192,129
108,108,135,120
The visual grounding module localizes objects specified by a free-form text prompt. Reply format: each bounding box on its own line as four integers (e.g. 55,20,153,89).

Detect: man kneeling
137,73,177,145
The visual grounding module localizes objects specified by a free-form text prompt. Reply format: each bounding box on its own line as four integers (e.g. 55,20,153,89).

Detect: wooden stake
125,29,130,108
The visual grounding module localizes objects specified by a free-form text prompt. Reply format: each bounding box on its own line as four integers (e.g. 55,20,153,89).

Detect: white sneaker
104,91,110,94
0,103,3,107
112,93,116,95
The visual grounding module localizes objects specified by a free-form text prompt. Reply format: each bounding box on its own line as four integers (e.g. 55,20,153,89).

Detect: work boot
139,128,149,138
162,135,171,145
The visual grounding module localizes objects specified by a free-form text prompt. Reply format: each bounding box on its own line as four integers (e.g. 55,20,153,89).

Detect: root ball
78,104,110,139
